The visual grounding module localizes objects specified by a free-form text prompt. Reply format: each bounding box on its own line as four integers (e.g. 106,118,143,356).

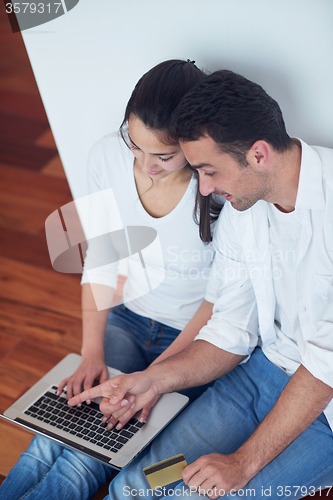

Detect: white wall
22,0,333,201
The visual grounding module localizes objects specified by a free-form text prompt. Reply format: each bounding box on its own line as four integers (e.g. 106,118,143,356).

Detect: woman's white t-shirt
81,134,216,330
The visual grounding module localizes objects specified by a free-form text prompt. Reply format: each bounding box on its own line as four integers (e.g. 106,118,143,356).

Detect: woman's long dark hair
120,59,204,134
120,59,223,242
191,169,223,242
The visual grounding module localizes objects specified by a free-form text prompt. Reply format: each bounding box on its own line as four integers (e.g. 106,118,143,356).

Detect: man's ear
247,141,271,168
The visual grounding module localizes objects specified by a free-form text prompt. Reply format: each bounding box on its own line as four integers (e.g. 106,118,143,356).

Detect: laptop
1,353,188,469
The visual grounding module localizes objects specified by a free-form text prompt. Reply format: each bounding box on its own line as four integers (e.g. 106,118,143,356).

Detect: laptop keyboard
23,385,144,454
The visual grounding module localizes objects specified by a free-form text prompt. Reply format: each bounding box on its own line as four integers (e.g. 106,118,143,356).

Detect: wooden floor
0,4,125,483
0,2,81,477
0,4,332,499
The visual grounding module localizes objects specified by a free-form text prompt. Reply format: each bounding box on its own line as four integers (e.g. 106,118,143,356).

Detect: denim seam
307,466,333,490
147,324,164,348
18,448,80,500
19,470,51,500
24,452,54,470
146,320,154,349
278,464,333,499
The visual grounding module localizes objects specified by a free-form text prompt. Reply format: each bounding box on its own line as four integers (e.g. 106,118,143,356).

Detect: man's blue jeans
108,348,333,500
0,305,209,500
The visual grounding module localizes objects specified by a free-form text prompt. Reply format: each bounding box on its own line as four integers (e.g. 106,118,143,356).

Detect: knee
55,449,112,496
24,435,64,466
66,448,112,481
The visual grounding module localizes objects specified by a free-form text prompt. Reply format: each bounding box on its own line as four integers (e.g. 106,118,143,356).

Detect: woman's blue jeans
108,348,333,500
0,306,209,500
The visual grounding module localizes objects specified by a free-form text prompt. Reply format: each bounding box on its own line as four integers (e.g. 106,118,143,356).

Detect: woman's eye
204,172,215,177
159,156,173,162
130,144,140,151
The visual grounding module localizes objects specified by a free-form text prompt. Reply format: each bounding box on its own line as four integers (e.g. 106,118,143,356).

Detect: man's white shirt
200,140,333,429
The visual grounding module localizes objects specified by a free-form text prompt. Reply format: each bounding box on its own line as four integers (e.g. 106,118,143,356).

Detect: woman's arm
151,300,213,366
57,283,113,399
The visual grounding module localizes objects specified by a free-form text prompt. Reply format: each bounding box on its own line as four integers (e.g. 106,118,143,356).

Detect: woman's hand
138,395,161,422
68,371,158,425
57,355,109,401
101,394,161,431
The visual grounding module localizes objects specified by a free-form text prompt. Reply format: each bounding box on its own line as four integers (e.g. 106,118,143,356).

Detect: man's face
180,135,270,212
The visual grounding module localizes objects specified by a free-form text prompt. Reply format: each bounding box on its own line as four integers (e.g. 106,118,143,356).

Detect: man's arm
68,340,246,419
151,300,214,365
57,283,112,398
148,339,246,394
182,364,333,498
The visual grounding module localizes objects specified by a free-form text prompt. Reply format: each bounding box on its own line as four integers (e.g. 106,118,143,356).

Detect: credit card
144,454,188,490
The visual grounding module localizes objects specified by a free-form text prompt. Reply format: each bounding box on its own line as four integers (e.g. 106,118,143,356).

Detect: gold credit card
143,454,188,490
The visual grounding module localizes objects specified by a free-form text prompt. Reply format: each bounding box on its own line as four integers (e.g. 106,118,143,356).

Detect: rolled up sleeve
197,203,259,356
300,278,333,389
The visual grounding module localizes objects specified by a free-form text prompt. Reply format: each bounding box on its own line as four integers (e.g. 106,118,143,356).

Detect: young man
71,70,333,499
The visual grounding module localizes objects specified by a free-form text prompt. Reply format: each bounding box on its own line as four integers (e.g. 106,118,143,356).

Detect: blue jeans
108,348,333,500
0,306,209,500
104,305,182,371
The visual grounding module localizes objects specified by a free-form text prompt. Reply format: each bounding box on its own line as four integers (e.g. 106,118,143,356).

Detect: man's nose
198,175,216,196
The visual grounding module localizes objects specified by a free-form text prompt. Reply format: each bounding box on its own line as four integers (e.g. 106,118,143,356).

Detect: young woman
0,59,222,500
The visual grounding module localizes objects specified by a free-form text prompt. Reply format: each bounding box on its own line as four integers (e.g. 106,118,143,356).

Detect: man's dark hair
170,69,293,164
169,69,294,242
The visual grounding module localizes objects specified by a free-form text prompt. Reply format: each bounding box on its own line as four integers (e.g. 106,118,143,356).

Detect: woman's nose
141,154,155,172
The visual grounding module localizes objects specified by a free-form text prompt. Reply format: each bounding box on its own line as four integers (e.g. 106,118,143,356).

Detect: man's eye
159,156,174,162
204,172,214,177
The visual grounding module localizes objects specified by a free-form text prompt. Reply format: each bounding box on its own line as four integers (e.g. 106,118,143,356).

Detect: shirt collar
295,139,325,210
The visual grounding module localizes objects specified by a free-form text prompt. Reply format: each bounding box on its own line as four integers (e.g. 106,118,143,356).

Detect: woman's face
128,115,188,179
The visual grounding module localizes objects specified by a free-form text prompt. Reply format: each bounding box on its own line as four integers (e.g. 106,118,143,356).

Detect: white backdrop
22,0,333,201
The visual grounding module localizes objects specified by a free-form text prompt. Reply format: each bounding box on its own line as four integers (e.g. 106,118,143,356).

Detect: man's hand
183,453,251,499
183,364,333,499
57,356,109,400
68,371,157,427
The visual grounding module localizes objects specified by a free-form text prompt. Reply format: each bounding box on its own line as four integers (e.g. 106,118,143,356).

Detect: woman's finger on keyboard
105,396,136,430
107,398,144,429
105,415,119,429
139,395,160,422
108,407,137,431
101,412,111,424
57,377,69,396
